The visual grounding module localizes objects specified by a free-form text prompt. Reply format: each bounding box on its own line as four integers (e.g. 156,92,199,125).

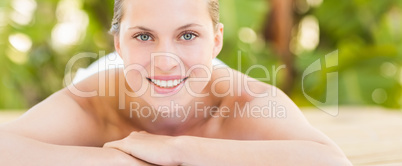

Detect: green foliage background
0,0,401,110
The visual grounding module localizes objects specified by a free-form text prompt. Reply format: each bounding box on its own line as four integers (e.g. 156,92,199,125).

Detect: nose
153,40,179,72
153,54,179,72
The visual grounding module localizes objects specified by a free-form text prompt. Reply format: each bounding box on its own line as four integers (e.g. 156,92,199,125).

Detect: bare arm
0,89,104,146
0,131,149,166
174,136,350,166
105,131,350,166
0,71,155,165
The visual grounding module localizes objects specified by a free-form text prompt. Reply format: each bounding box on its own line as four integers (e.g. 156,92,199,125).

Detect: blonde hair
110,0,220,35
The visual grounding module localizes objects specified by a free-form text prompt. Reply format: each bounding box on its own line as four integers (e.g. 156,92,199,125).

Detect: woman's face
115,0,223,108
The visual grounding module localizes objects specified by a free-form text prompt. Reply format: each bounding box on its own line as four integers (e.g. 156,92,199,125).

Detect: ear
212,23,224,59
114,35,122,59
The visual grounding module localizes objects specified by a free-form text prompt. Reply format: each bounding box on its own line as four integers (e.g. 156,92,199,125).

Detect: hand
100,147,158,166
104,131,181,166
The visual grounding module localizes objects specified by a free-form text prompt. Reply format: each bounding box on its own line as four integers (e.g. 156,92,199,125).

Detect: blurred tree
263,0,295,94
291,0,401,108
0,0,114,109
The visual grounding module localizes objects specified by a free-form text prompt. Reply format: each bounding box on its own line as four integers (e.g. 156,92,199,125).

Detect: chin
144,86,192,106
145,96,192,111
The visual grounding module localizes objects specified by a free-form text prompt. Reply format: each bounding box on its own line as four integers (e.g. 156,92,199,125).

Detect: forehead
121,0,212,30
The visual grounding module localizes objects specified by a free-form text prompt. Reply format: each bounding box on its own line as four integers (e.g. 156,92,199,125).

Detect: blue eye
136,34,152,41
181,33,195,40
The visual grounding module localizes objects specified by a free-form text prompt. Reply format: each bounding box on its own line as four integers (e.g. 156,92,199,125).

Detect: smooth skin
0,0,351,165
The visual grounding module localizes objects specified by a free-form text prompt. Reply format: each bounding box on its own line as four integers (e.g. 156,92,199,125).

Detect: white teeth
167,80,173,87
160,80,167,87
150,78,185,88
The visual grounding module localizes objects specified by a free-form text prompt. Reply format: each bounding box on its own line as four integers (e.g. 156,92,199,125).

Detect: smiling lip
148,75,188,80
146,76,189,94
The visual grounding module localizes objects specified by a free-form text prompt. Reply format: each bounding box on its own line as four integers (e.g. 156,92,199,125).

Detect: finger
103,141,118,148
106,137,143,156
139,131,149,134
103,141,129,153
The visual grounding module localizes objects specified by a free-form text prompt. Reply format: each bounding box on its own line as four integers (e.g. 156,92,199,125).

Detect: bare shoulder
63,68,136,142
0,69,128,146
0,87,105,146
218,70,336,146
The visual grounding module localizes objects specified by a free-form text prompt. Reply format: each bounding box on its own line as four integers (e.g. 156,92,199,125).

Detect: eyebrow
128,23,203,32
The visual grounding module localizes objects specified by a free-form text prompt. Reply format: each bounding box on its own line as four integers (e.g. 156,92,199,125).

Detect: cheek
120,40,153,63
120,43,152,93
121,45,152,69
124,65,149,93
185,60,213,94
180,41,214,65
179,41,214,92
